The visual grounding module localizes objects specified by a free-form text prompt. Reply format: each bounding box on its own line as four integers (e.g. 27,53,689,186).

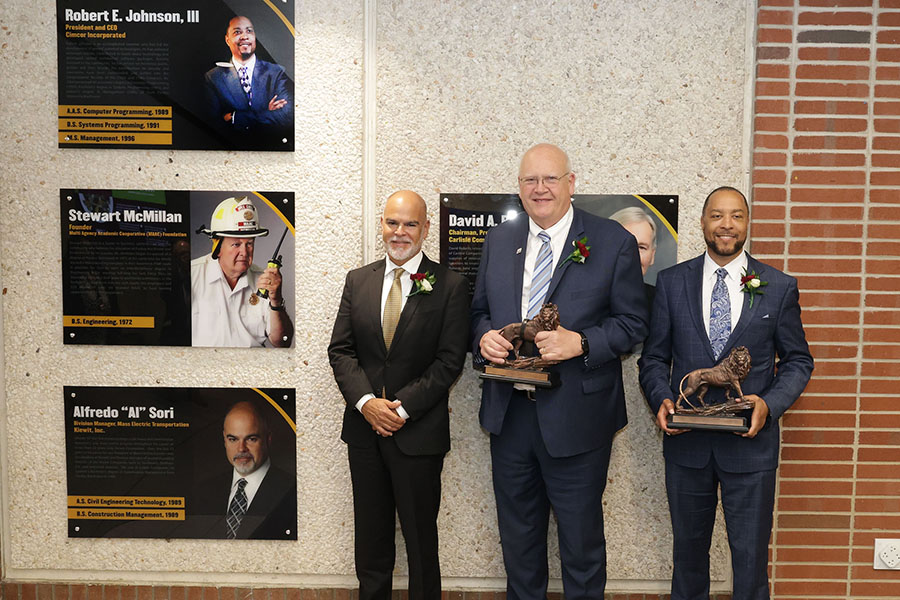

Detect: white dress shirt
191,254,270,347
354,251,426,420
233,55,256,86
228,458,271,509
519,204,575,320
701,251,748,339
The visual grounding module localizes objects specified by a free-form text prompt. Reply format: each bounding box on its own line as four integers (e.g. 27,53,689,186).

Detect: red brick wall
755,0,900,598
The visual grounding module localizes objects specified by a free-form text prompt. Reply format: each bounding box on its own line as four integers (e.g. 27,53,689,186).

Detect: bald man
190,400,296,540
471,144,648,600
329,191,470,600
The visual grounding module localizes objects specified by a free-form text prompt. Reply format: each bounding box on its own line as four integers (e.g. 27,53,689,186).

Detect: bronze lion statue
499,303,560,362
676,346,752,411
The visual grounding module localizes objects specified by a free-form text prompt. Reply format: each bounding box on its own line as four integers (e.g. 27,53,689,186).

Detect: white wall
0,0,753,593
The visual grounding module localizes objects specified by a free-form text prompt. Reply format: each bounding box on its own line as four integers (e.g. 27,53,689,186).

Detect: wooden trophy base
480,365,559,388
667,413,749,433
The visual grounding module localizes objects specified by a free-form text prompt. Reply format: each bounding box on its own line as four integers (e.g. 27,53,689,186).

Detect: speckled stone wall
0,0,751,594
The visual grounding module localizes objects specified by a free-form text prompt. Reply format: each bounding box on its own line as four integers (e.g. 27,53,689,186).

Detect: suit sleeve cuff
355,393,375,412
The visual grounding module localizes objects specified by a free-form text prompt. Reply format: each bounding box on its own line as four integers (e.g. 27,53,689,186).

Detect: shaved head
382,190,430,266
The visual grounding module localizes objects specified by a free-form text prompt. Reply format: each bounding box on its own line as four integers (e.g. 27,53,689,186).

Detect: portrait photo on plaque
57,0,295,151
65,386,297,540
61,189,295,348
440,193,678,298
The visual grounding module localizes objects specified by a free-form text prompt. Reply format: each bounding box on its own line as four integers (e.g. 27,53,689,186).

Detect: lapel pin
516,248,522,254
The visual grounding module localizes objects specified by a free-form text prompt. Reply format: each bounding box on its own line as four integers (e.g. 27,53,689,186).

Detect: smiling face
223,402,270,476
381,190,429,266
226,16,256,62
518,144,575,230
217,237,255,287
701,188,748,266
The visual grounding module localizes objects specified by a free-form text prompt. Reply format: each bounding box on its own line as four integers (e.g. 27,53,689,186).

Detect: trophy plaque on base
668,346,754,434
478,303,561,390
481,364,560,388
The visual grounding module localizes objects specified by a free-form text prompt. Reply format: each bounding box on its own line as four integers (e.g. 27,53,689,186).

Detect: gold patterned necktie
382,268,403,350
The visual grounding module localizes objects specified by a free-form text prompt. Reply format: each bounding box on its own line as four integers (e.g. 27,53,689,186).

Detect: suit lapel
685,255,716,361
510,216,529,322
723,255,762,353
390,255,431,351
545,208,583,302
365,261,388,355
227,66,251,109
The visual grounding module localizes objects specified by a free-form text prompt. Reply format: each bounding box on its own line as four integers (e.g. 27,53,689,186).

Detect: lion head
726,346,752,380
537,303,560,331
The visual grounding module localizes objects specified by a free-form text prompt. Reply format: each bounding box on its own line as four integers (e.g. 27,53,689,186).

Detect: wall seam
362,0,377,264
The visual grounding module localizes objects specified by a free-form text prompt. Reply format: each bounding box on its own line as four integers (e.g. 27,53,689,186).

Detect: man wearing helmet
191,196,293,347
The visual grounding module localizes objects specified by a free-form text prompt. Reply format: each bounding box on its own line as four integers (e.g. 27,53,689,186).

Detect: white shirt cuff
396,405,410,420
355,394,375,412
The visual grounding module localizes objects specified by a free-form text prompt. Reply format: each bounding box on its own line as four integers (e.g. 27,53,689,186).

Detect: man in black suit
190,400,296,539
328,190,470,600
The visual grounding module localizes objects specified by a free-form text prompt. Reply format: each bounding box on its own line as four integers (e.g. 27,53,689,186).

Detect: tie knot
239,66,247,74
236,478,247,491
392,267,404,280
716,268,728,281
537,231,551,244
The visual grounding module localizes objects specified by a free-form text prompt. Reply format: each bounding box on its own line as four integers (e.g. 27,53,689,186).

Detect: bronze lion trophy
479,303,561,388
667,346,755,433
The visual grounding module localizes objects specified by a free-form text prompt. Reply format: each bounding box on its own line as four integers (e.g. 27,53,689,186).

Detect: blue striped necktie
709,268,731,360
527,232,553,319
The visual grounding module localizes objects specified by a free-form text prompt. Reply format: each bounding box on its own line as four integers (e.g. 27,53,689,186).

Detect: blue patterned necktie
709,267,731,360
238,66,252,106
527,232,553,319
226,478,248,539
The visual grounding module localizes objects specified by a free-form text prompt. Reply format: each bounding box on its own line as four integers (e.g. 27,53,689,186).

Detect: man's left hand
739,394,769,438
256,266,283,304
268,95,288,111
534,325,583,362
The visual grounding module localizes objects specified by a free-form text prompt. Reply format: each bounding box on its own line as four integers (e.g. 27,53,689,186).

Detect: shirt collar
385,250,424,277
231,457,270,489
232,54,256,73
528,203,574,240
703,250,748,281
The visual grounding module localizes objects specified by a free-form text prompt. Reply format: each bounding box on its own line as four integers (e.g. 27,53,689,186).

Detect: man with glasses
471,143,648,600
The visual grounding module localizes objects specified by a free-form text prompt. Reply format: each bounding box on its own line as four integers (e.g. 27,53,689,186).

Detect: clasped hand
361,397,405,437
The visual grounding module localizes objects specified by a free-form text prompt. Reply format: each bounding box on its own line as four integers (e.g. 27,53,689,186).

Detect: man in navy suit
638,187,814,600
204,15,293,149
471,143,648,600
329,191,470,600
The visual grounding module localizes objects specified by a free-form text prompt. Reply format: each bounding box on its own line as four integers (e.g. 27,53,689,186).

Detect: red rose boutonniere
563,236,591,266
409,271,436,296
740,269,768,308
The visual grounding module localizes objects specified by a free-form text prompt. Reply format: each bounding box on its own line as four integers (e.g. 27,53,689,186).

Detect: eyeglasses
518,172,571,188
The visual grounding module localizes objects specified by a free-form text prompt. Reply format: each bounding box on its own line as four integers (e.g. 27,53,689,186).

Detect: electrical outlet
874,538,900,570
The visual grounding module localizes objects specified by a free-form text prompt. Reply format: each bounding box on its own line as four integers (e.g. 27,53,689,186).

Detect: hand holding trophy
667,345,755,432
480,303,562,387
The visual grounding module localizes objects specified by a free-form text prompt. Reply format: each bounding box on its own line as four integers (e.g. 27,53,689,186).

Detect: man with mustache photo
189,400,297,540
